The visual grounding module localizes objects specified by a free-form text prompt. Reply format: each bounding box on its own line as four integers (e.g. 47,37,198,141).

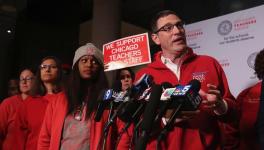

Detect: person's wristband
213,99,228,115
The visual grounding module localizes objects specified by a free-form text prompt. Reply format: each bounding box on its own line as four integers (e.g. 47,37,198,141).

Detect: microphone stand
97,101,114,150
156,103,182,150
115,103,145,150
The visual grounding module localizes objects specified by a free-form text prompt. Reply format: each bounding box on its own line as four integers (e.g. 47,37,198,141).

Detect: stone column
92,0,121,86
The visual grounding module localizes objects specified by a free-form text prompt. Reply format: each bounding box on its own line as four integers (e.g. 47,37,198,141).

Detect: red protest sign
103,33,151,71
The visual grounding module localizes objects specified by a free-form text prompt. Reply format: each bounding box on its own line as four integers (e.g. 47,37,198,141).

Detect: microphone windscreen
94,90,107,122
117,101,140,122
188,79,201,92
141,84,162,132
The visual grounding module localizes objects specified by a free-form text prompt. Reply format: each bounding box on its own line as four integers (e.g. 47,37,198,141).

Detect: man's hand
163,109,200,124
199,84,227,115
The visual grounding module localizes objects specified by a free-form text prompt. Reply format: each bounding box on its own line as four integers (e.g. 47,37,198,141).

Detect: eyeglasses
154,21,185,33
19,77,34,82
120,74,131,80
40,64,57,70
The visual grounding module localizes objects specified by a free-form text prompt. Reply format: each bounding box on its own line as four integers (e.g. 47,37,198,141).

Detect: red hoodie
135,49,238,150
237,82,261,150
14,93,59,150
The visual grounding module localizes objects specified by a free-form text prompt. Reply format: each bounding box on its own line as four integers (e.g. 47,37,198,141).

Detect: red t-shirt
0,95,24,150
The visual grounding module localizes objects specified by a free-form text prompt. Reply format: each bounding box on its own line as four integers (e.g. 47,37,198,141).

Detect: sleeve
0,99,10,145
236,89,247,123
134,69,147,83
215,60,238,122
212,60,240,149
217,89,247,150
37,102,53,150
115,118,133,150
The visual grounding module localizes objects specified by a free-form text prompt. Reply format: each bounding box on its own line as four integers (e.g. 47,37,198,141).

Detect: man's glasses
154,21,185,33
120,74,131,80
40,64,57,70
19,77,34,82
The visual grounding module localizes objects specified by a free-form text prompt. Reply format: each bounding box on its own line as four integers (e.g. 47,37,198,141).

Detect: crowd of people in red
0,10,264,150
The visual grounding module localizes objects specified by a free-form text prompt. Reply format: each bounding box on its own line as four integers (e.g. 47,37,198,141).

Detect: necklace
73,102,85,121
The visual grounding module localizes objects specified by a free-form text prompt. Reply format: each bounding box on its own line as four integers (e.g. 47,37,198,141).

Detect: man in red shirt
135,10,238,150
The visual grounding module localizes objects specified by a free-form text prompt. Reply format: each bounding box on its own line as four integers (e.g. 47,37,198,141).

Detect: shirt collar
161,52,186,66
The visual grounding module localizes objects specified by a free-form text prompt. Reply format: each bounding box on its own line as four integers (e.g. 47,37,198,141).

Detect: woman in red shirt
38,43,131,150
0,68,35,150
14,56,64,150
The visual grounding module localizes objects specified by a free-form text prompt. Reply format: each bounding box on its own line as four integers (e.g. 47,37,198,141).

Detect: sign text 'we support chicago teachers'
103,33,151,71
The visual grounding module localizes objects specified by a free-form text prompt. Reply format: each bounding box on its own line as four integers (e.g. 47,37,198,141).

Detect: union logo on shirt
192,71,207,83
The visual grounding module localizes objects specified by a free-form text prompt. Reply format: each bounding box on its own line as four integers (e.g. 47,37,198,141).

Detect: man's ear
151,33,161,45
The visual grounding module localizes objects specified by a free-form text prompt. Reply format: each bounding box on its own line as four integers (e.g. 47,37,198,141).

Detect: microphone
94,79,131,122
94,81,122,122
99,74,152,127
116,89,150,137
110,74,153,149
117,74,153,123
132,82,174,144
96,88,131,150
132,73,153,99
170,79,202,111
94,89,113,122
154,82,173,122
102,88,132,132
156,79,202,143
135,84,163,150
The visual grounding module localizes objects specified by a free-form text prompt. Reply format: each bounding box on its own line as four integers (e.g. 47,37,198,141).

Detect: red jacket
37,92,131,150
0,95,26,150
135,49,237,150
14,93,60,150
237,82,261,150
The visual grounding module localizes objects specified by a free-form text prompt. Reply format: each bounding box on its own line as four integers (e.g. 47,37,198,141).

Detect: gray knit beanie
72,43,104,68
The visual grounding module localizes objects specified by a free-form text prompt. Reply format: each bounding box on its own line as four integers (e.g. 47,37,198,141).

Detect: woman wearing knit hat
38,43,131,150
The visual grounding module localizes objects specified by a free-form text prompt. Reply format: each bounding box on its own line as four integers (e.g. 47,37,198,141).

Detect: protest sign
103,33,151,71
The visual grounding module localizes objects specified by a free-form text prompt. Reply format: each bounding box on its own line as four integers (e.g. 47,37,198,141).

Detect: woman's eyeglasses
40,64,57,70
19,77,34,82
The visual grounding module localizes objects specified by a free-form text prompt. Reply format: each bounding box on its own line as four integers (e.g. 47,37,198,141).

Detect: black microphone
102,88,132,132
116,88,150,140
94,89,113,122
157,79,202,143
96,87,131,150
135,84,163,150
132,73,153,99
94,82,122,122
170,79,202,111
114,75,154,147
154,82,173,122
117,74,153,123
133,83,175,137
